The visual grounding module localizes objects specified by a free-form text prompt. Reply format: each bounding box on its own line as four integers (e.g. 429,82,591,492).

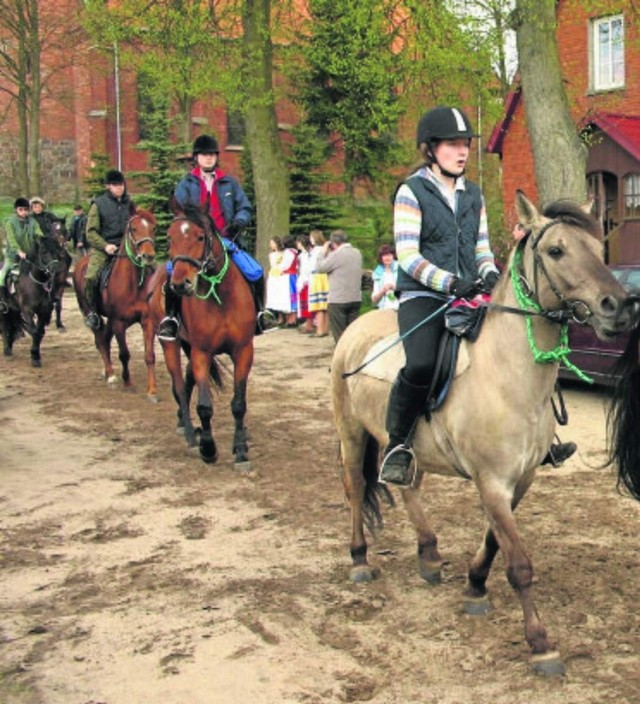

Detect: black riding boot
0,285,8,314
158,286,180,341
379,370,430,487
542,440,577,467
251,275,276,334
84,282,100,331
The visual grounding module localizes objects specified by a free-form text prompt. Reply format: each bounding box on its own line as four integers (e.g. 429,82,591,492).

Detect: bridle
119,213,156,285
168,215,229,303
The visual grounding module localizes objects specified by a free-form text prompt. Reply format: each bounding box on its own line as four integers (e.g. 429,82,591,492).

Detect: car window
623,270,640,291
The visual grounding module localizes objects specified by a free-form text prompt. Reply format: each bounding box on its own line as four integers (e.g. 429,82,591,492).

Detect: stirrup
379,445,417,488
257,309,278,333
158,316,179,341
85,312,101,331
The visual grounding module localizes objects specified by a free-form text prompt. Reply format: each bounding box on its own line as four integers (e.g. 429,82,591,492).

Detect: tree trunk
27,0,41,196
242,0,290,268
515,0,587,205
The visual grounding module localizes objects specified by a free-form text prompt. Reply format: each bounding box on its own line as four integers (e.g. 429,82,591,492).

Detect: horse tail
208,356,224,389
361,431,395,534
608,324,640,500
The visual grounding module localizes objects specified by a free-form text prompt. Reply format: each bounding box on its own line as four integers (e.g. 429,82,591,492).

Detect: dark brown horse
1,236,62,366
146,205,255,467
49,217,72,331
73,208,158,399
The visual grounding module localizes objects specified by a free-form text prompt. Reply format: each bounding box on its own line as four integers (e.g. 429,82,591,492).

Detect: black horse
1,236,63,366
48,217,72,331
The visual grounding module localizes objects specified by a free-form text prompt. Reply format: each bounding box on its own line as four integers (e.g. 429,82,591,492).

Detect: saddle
98,258,116,292
360,300,488,414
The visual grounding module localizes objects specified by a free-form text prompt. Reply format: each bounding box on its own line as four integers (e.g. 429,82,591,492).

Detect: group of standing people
265,228,367,342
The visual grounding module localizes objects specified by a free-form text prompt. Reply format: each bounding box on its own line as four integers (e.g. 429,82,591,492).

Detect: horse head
49,217,67,246
512,190,635,340
166,208,209,297
125,208,156,267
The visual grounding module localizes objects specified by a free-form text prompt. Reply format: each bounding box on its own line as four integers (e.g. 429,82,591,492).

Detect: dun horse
1,236,62,366
330,192,636,675
146,205,255,467
73,208,158,398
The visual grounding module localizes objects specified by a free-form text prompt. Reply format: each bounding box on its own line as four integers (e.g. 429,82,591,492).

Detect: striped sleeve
394,184,454,293
475,195,499,278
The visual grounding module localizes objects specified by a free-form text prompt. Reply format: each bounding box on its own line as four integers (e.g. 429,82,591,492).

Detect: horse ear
581,197,595,215
515,190,545,230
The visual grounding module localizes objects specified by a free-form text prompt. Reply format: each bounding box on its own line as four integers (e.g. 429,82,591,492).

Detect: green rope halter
510,248,593,384
124,230,149,287
194,232,230,304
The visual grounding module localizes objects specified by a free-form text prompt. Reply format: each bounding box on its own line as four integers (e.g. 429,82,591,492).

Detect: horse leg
230,344,254,471
55,295,65,331
400,473,445,584
476,476,565,675
141,314,158,402
112,320,132,389
464,471,536,615
191,349,217,464
340,425,379,583
162,340,196,447
30,315,46,368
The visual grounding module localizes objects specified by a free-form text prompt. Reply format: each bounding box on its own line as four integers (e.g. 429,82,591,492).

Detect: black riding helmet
416,106,478,147
105,169,125,184
192,134,219,156
14,197,30,209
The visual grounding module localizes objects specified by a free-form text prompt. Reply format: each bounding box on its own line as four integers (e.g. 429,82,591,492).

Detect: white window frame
591,14,625,92
623,173,640,219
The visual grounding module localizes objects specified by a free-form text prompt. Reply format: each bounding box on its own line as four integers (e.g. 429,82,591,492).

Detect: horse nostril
600,295,619,315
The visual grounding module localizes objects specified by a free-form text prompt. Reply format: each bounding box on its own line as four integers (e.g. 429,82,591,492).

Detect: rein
169,217,230,304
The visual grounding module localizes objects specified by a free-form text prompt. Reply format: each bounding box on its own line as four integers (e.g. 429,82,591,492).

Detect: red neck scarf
193,167,226,233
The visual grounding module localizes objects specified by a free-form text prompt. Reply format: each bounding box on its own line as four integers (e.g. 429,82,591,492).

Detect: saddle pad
359,334,406,383
359,333,470,385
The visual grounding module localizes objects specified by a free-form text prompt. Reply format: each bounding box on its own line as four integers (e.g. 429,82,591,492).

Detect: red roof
486,88,521,155
585,113,640,161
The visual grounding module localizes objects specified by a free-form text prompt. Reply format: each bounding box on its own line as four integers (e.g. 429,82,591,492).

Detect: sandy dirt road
1,292,639,704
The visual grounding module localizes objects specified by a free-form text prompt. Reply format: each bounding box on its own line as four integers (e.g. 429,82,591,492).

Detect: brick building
0,0,299,204
488,1,640,263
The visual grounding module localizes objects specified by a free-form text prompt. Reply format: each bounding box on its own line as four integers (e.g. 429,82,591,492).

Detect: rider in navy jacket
158,134,273,340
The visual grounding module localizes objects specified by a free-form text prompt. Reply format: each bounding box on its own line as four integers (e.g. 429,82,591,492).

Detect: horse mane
542,200,602,241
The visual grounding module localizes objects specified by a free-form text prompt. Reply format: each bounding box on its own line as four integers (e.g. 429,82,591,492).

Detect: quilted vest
94,192,133,244
395,175,482,293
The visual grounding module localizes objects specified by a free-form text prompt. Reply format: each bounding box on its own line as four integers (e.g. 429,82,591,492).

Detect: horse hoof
175,426,186,436
531,651,566,677
147,394,159,404
419,560,443,585
4,350,12,357
350,565,377,583
200,451,218,465
57,326,66,333
31,359,42,368
107,375,118,386
463,595,492,616
234,459,252,473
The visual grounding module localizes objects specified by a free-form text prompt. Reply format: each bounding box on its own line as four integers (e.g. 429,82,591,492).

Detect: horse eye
547,246,563,259
197,236,205,242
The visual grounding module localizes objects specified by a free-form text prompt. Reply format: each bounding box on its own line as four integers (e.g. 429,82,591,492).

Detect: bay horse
330,191,636,675
72,208,158,399
49,217,72,331
145,204,255,467
1,236,62,366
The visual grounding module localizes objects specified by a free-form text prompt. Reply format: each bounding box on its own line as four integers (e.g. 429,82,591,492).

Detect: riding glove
225,221,243,240
450,277,482,299
484,271,500,292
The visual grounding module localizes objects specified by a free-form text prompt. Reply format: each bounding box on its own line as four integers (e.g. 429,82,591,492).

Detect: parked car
558,265,640,385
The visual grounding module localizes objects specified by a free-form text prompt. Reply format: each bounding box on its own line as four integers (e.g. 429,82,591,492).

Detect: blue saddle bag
221,238,264,282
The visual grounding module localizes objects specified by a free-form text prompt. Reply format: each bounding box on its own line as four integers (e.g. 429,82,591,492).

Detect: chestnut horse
146,205,255,467
73,208,158,398
330,192,637,675
1,236,62,366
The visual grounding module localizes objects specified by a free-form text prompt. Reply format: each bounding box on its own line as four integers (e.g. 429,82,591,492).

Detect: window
623,174,640,218
226,110,245,148
591,15,625,91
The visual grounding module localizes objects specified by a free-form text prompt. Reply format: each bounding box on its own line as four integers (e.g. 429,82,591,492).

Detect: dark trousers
328,301,361,342
398,295,448,386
